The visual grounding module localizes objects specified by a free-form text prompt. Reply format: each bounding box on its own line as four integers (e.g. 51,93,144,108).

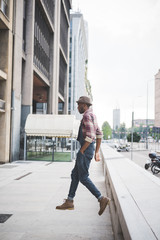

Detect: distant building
113,109,120,130
155,69,160,127
68,12,89,119
134,119,154,127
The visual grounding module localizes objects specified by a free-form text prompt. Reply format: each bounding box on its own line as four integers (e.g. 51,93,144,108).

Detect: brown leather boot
98,196,110,216
56,199,74,210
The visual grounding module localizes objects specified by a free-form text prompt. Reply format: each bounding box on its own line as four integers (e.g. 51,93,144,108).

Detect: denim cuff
68,196,74,201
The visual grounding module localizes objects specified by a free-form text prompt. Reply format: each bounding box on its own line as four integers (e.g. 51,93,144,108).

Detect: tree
118,123,127,139
102,121,112,140
127,132,141,142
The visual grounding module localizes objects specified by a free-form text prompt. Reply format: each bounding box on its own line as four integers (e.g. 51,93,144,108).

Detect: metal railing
34,2,51,79
42,0,55,24
59,53,67,97
60,3,68,58
0,99,5,111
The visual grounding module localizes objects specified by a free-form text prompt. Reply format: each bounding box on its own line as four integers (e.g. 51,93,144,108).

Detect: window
1,0,9,17
34,1,51,79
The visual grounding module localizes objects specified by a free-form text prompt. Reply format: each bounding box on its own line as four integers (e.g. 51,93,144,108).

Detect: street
120,149,160,179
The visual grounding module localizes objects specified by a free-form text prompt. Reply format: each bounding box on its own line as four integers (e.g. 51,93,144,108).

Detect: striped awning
25,114,80,138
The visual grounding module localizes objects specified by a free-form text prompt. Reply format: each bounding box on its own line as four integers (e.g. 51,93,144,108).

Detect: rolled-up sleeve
96,126,103,139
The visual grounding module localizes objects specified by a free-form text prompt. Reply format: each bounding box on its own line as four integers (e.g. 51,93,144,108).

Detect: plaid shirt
81,108,102,143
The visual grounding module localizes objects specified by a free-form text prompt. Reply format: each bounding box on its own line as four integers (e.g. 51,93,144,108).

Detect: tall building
155,69,160,127
68,12,89,119
113,109,120,130
0,0,72,163
0,0,14,163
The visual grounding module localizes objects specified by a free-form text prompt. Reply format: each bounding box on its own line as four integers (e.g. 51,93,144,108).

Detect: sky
71,0,160,128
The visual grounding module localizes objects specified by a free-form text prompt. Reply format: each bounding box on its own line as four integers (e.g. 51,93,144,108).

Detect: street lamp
131,111,134,160
146,82,149,149
146,79,154,150
131,96,142,160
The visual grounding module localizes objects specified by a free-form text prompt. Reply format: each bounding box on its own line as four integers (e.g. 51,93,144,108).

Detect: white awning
25,114,80,138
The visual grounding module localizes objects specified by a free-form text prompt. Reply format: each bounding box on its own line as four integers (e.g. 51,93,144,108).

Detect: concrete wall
101,144,160,240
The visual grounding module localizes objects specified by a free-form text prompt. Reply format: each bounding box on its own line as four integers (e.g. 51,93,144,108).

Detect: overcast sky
72,0,160,128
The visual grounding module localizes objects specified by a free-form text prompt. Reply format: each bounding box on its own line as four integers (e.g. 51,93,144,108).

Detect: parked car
117,144,130,152
147,136,154,143
66,139,77,150
66,139,72,150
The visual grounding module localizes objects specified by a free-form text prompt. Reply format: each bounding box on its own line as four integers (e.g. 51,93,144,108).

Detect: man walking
56,96,110,215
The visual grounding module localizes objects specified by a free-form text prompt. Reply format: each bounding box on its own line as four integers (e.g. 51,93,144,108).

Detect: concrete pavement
0,159,114,240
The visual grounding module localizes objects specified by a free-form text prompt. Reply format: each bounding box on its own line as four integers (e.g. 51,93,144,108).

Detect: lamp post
146,81,149,149
146,79,154,150
131,111,134,160
131,96,142,160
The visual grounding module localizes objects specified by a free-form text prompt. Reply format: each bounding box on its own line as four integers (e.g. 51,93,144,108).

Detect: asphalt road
120,150,160,179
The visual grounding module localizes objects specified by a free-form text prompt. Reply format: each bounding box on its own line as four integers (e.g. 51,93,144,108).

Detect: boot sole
56,207,74,210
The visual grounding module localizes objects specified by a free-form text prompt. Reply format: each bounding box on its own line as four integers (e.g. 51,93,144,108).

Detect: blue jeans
68,148,102,200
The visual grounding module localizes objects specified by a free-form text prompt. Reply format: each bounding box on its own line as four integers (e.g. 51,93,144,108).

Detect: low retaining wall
101,144,160,240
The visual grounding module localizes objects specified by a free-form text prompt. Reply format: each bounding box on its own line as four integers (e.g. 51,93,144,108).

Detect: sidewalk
0,159,114,240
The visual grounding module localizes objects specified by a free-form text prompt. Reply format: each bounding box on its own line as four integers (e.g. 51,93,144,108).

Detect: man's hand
80,149,84,154
80,141,91,155
94,152,101,162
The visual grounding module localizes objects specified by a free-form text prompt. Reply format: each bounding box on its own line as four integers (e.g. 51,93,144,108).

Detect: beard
78,106,85,114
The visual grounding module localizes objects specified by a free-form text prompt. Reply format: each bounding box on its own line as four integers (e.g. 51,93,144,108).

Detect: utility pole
146,82,149,149
131,111,134,160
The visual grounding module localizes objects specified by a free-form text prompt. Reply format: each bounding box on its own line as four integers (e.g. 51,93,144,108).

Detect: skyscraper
113,109,120,130
68,12,89,119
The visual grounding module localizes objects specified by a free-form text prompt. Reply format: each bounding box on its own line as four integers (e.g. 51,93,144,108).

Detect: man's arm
94,137,102,161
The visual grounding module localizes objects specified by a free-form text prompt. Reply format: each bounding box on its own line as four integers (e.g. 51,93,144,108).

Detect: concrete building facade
0,0,14,163
0,0,72,163
155,69,160,127
68,12,88,119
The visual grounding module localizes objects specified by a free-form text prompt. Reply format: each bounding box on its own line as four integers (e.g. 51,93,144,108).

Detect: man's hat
76,96,92,106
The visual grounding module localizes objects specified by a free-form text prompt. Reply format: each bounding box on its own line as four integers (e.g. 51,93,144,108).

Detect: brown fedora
76,96,92,106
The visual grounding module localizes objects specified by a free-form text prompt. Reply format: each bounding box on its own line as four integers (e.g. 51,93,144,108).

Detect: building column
0,0,13,163
21,0,35,127
51,0,61,114
11,0,23,161
20,0,35,158
0,30,13,163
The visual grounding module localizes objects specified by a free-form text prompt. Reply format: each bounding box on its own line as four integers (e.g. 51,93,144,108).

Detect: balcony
0,0,9,29
0,69,7,80
0,0,9,17
0,99,5,112
0,69,6,113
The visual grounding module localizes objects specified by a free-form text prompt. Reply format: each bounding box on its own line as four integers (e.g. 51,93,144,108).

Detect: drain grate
15,172,32,180
45,162,53,166
15,161,31,164
0,214,12,223
0,165,18,169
